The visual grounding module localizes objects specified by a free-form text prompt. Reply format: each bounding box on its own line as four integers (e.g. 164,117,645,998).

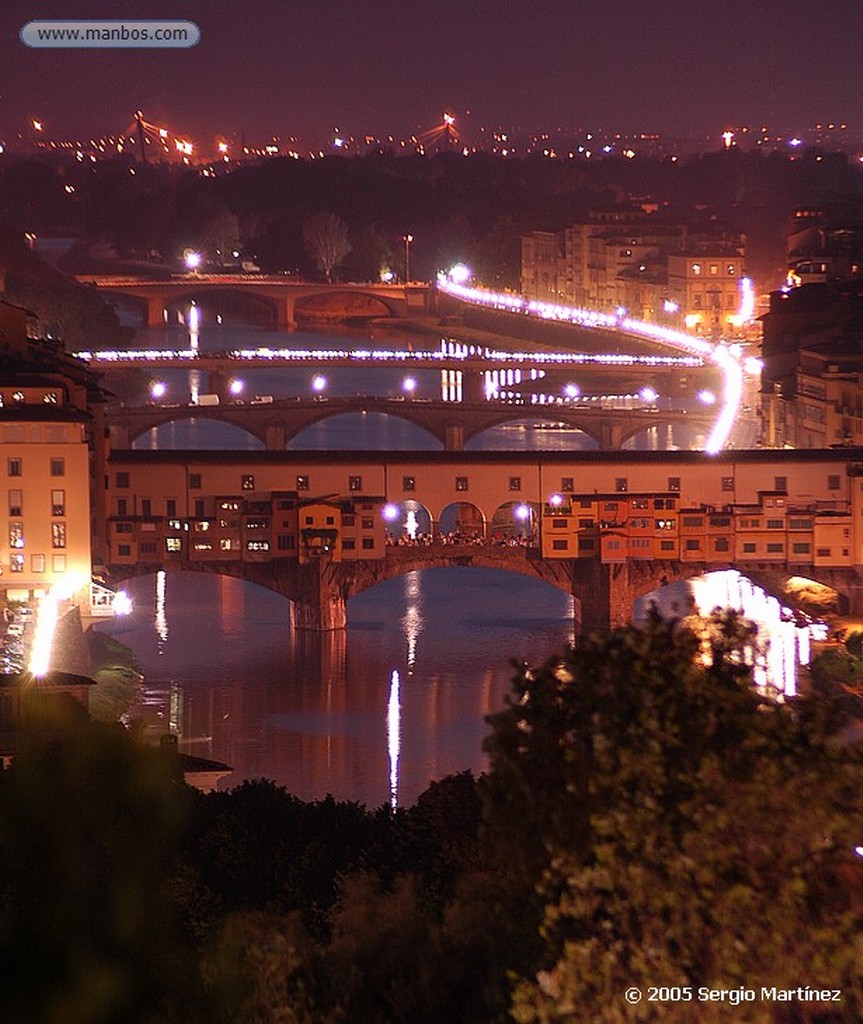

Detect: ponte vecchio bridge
101,447,863,630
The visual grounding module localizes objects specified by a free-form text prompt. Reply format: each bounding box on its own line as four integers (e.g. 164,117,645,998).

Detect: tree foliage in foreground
482,612,863,1023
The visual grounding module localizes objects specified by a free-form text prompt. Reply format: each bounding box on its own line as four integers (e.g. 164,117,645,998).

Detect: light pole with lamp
404,234,413,283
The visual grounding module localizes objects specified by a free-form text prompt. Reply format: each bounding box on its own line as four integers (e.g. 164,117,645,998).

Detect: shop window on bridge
140,542,157,555
552,518,568,528
792,543,811,555
603,502,619,512
194,542,213,552
817,547,831,558
660,540,676,551
403,476,416,491
631,499,648,509
326,516,335,526
615,478,628,492
774,476,787,492
509,477,522,491
828,474,841,490
220,539,237,551
362,538,375,550
343,515,355,527
766,519,784,529
685,539,701,551
577,538,595,551
654,498,675,509
343,538,356,550
114,523,132,534
455,476,469,492
168,519,181,530
167,499,177,517
710,515,731,527
220,500,241,512
297,475,309,491
361,518,374,529
742,542,756,553
668,477,680,492
118,545,131,557
789,518,812,530
683,516,704,527
241,475,255,491
578,518,594,527
714,537,730,552
349,476,363,491
141,498,152,517
247,540,270,552
766,543,784,553
189,473,202,490
561,477,574,492
721,477,734,491
166,538,182,552
116,471,130,489
277,535,295,551
552,539,568,551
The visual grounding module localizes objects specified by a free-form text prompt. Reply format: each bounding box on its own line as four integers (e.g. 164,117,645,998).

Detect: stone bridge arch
293,289,398,320
162,287,280,326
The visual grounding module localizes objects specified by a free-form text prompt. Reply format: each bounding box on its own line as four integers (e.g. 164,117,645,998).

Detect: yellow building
666,252,745,337
0,386,92,601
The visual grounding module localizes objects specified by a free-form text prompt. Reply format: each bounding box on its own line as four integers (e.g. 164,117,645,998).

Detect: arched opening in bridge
294,292,392,322
133,418,265,451
438,501,486,541
781,575,842,616
165,291,277,328
633,569,823,697
622,423,707,451
383,500,433,544
288,412,442,451
489,501,540,545
466,418,598,451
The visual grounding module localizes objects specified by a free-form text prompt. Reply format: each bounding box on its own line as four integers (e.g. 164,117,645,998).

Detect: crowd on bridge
385,530,537,549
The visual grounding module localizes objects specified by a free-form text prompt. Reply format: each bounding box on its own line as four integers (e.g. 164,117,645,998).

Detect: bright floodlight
229,379,244,396
402,376,417,394
311,374,327,393
663,299,679,314
184,250,202,271
383,503,400,521
514,504,531,521
697,389,717,405
150,381,167,400
640,386,659,402
112,590,133,617
564,383,580,399
448,263,471,285
549,493,564,507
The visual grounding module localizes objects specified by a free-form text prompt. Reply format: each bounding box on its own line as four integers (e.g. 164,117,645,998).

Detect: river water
93,310,799,807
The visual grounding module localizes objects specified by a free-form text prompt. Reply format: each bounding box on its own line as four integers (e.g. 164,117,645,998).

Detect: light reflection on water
97,567,576,808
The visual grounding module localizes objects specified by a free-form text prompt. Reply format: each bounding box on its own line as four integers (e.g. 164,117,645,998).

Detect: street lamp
402,376,417,397
150,381,167,401
311,374,327,394
404,234,413,282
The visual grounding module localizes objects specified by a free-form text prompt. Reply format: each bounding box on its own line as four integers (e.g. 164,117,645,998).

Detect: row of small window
9,522,66,548
690,263,738,277
7,490,66,517
691,293,737,309
9,554,68,573
7,458,66,477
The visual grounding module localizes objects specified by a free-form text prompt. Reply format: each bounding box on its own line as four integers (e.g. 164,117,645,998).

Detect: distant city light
514,504,531,521
184,250,202,271
402,376,417,394
112,590,133,616
697,389,717,404
563,383,580,398
383,503,400,521
311,374,327,393
639,386,659,402
150,381,167,400
229,379,244,396
663,299,680,314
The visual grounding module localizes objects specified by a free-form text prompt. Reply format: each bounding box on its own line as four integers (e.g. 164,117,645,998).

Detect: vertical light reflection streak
155,570,168,654
402,570,423,671
387,669,401,810
688,569,823,698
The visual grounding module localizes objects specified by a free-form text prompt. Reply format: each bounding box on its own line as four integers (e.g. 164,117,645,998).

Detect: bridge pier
276,296,297,330
443,423,465,450
290,562,347,630
264,421,288,450
146,296,165,328
598,420,626,450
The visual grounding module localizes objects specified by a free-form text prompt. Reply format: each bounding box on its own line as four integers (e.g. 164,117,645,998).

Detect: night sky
3,0,862,145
